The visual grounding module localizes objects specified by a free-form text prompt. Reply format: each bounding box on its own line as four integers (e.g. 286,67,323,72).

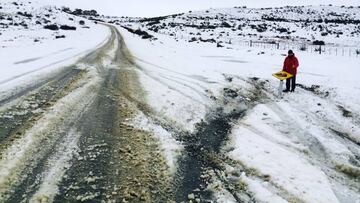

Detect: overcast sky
37,0,360,17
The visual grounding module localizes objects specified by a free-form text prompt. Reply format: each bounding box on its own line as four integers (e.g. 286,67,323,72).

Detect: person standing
283,50,299,92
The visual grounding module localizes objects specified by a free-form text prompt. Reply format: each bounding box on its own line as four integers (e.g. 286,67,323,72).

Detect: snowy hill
110,5,360,50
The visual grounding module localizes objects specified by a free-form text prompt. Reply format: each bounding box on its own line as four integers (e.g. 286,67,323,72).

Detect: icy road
0,24,359,203
0,25,171,202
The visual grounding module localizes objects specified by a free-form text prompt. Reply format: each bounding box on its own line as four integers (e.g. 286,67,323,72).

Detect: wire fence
233,40,360,58
164,31,360,58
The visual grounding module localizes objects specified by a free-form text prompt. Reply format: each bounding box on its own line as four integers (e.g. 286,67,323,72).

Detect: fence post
250,40,252,47
319,45,322,55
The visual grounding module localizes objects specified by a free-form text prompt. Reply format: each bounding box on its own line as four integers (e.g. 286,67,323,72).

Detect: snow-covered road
0,25,174,202
0,21,359,203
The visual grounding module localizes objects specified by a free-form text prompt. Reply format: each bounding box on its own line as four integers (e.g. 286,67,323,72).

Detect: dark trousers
286,75,296,91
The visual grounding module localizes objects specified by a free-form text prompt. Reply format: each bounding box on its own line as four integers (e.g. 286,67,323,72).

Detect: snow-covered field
0,1,359,202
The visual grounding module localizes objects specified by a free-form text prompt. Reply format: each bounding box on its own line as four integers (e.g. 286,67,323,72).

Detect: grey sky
38,0,360,17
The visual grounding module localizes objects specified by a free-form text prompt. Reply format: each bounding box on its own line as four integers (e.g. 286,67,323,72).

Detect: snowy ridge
107,5,360,48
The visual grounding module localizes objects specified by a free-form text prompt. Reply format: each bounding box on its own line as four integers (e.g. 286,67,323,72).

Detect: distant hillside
0,1,98,47
104,5,360,48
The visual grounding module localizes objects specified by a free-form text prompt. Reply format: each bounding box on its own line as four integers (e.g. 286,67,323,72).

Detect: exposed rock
44,24,59,30
55,35,66,39
60,25,77,30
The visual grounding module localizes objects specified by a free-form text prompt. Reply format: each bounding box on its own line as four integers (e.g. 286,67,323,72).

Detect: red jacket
283,55,299,75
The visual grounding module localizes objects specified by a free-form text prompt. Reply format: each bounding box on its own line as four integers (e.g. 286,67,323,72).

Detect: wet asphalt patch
174,93,247,202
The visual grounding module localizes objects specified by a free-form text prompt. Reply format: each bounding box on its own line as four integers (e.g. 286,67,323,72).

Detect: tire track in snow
121,49,270,202
0,68,84,146
0,71,99,202
52,27,173,202
29,128,81,203
0,64,83,108
0,26,113,202
136,67,208,106
53,68,120,202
